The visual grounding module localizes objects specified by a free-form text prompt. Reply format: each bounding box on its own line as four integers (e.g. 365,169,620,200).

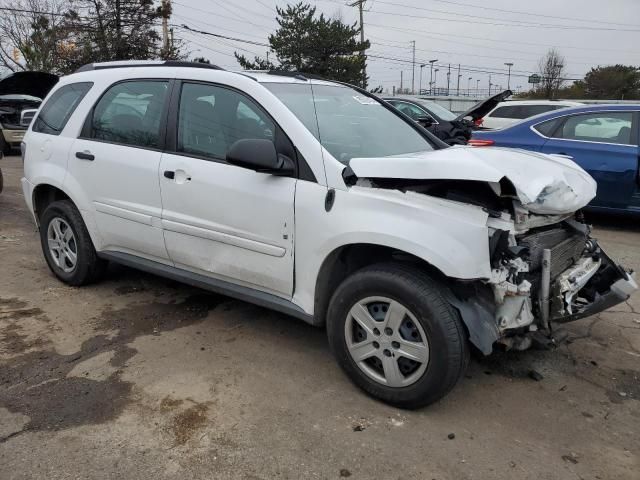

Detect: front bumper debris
483,220,637,351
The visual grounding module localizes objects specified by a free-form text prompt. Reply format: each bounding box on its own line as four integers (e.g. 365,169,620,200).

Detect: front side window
556,112,634,145
177,83,275,160
32,82,92,135
265,83,433,163
90,80,169,148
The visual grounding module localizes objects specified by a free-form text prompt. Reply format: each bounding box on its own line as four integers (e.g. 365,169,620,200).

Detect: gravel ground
0,155,639,479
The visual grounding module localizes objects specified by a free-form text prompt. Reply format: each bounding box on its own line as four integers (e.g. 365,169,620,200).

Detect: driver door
159,81,296,297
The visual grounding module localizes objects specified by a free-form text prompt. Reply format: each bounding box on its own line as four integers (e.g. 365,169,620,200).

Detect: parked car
0,71,59,154
470,104,640,215
21,61,636,408
383,90,510,145
479,100,583,130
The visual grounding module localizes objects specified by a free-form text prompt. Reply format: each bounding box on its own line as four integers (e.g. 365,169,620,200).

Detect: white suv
21,61,636,408
481,100,584,129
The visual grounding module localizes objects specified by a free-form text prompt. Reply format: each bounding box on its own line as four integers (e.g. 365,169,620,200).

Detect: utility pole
504,62,513,90
446,64,451,95
456,64,461,95
349,0,367,88
115,0,122,58
505,62,513,90
411,40,416,94
161,0,171,56
428,59,437,95
400,70,403,93
488,74,492,96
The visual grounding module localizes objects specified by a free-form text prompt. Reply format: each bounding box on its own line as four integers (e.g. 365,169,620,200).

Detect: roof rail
75,60,225,73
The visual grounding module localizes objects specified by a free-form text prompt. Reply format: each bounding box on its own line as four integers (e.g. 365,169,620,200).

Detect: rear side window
532,118,561,137
490,104,559,120
519,105,558,118
555,112,634,145
488,105,518,119
32,82,92,135
90,80,169,148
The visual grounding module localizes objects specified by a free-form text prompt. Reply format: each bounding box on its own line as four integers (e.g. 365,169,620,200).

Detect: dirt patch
160,396,184,412
0,293,225,442
168,401,210,446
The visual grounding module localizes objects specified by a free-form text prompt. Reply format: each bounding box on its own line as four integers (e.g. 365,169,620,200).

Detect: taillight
474,118,484,126
468,139,495,147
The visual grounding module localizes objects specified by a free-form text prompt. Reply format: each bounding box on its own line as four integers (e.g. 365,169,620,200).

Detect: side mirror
417,115,434,127
226,138,294,176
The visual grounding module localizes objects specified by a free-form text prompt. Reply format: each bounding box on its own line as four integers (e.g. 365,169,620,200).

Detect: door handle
75,151,95,161
163,170,175,179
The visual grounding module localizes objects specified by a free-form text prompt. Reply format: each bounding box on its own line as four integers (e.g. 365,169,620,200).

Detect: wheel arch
312,242,499,355
313,243,447,327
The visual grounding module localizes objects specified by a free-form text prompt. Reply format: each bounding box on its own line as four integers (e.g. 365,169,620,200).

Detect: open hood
456,89,512,122
347,147,597,215
0,71,59,100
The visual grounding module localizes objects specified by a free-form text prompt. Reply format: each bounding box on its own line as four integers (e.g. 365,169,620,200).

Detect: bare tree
0,0,70,74
537,48,566,99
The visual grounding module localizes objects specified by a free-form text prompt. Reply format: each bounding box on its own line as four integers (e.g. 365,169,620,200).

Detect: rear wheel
39,200,107,286
327,263,468,409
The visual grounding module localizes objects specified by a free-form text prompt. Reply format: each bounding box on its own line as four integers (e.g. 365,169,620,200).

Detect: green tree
582,65,640,100
61,0,182,73
0,0,69,73
235,2,369,86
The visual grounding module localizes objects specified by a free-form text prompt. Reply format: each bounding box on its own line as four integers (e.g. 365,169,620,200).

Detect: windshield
264,82,433,163
417,100,457,121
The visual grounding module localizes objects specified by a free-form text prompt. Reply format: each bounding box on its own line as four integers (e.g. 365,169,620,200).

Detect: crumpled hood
347,146,597,215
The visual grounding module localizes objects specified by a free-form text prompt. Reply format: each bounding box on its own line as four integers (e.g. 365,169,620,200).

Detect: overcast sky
170,0,640,93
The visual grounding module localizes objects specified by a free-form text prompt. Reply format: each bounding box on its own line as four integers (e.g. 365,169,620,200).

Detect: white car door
159,81,296,296
68,79,171,263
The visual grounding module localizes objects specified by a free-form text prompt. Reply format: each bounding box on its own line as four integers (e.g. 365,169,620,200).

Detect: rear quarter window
32,82,93,135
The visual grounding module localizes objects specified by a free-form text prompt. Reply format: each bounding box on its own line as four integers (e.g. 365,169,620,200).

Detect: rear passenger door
68,80,172,263
158,81,296,297
540,111,639,210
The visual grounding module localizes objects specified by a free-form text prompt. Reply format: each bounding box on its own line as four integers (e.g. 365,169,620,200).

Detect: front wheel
327,263,468,409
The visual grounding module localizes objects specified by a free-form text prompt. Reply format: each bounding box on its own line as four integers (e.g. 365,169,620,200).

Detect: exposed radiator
519,227,586,279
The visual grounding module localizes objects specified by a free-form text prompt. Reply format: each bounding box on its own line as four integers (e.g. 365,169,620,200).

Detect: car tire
39,200,107,286
326,262,469,409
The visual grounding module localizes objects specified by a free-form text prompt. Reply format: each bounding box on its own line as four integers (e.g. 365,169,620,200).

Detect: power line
365,7,640,32
429,0,640,28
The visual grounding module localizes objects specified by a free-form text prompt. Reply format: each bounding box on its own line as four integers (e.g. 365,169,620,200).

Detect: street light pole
433,69,439,94
419,64,426,95
504,62,513,90
467,77,472,96
428,59,437,95
476,79,480,96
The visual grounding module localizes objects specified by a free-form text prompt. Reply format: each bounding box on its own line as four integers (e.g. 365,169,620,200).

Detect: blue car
470,104,640,215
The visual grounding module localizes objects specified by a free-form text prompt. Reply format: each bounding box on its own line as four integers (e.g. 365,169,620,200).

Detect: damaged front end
343,147,637,354
485,215,637,351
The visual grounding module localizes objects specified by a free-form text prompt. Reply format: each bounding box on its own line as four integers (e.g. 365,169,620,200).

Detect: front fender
293,181,492,314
